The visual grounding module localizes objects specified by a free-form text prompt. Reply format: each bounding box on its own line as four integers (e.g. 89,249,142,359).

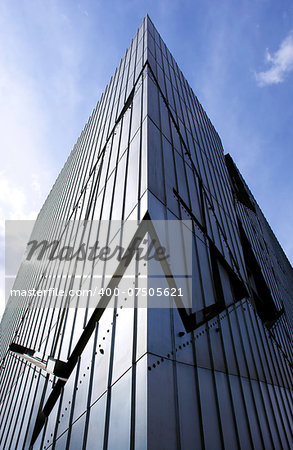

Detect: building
0,15,292,449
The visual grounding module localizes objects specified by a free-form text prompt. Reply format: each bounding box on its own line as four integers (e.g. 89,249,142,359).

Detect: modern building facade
0,15,292,450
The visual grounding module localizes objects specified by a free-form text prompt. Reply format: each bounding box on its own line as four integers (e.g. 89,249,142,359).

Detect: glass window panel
218,263,234,307
235,308,258,379
108,123,121,177
196,238,216,308
148,77,160,127
195,325,212,368
171,307,194,364
92,188,103,220
169,66,177,90
149,191,167,219
129,47,136,76
228,311,249,378
206,210,222,251
160,41,167,59
149,48,158,74
239,377,262,449
250,380,274,447
98,144,111,193
143,47,147,65
173,88,182,121
156,45,163,70
168,51,176,72
130,87,142,142
67,414,86,449
91,308,114,403
101,172,114,220
107,370,132,450
214,371,239,449
3,366,31,448
259,381,282,449
243,306,266,381
120,68,128,99
134,357,147,450
201,153,216,199
165,75,175,112
147,308,173,356
196,150,209,192
141,69,147,120
119,107,131,156
139,188,147,219
249,311,274,384
111,301,134,382
185,130,195,159
124,132,140,218
174,151,189,209
159,95,171,143
157,64,166,98
148,119,165,204
126,70,134,99
178,119,187,144
137,24,144,44
162,136,179,216
111,152,127,220
147,357,178,449
54,429,69,449
170,120,181,154
198,367,222,448
176,364,201,448
147,17,154,36
229,374,252,449
147,30,155,56
191,237,205,313
54,365,77,437
41,386,63,448
72,334,95,423
209,324,226,372
267,384,289,449
117,87,126,119
153,26,161,47
140,117,147,194
279,387,293,440
135,55,143,77
18,373,45,448
86,394,107,450
65,307,85,359
272,386,293,443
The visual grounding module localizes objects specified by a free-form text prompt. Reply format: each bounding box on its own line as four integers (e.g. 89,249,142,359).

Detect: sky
0,0,293,318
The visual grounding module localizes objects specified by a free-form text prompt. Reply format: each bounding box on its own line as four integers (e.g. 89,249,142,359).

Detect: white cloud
256,31,293,86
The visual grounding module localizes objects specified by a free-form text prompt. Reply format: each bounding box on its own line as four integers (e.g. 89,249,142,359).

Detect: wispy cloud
256,31,293,86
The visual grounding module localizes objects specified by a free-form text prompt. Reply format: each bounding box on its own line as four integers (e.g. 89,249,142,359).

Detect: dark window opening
209,241,248,307
238,222,282,327
225,154,256,212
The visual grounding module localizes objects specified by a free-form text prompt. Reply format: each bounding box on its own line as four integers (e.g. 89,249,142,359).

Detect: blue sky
1,0,293,317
